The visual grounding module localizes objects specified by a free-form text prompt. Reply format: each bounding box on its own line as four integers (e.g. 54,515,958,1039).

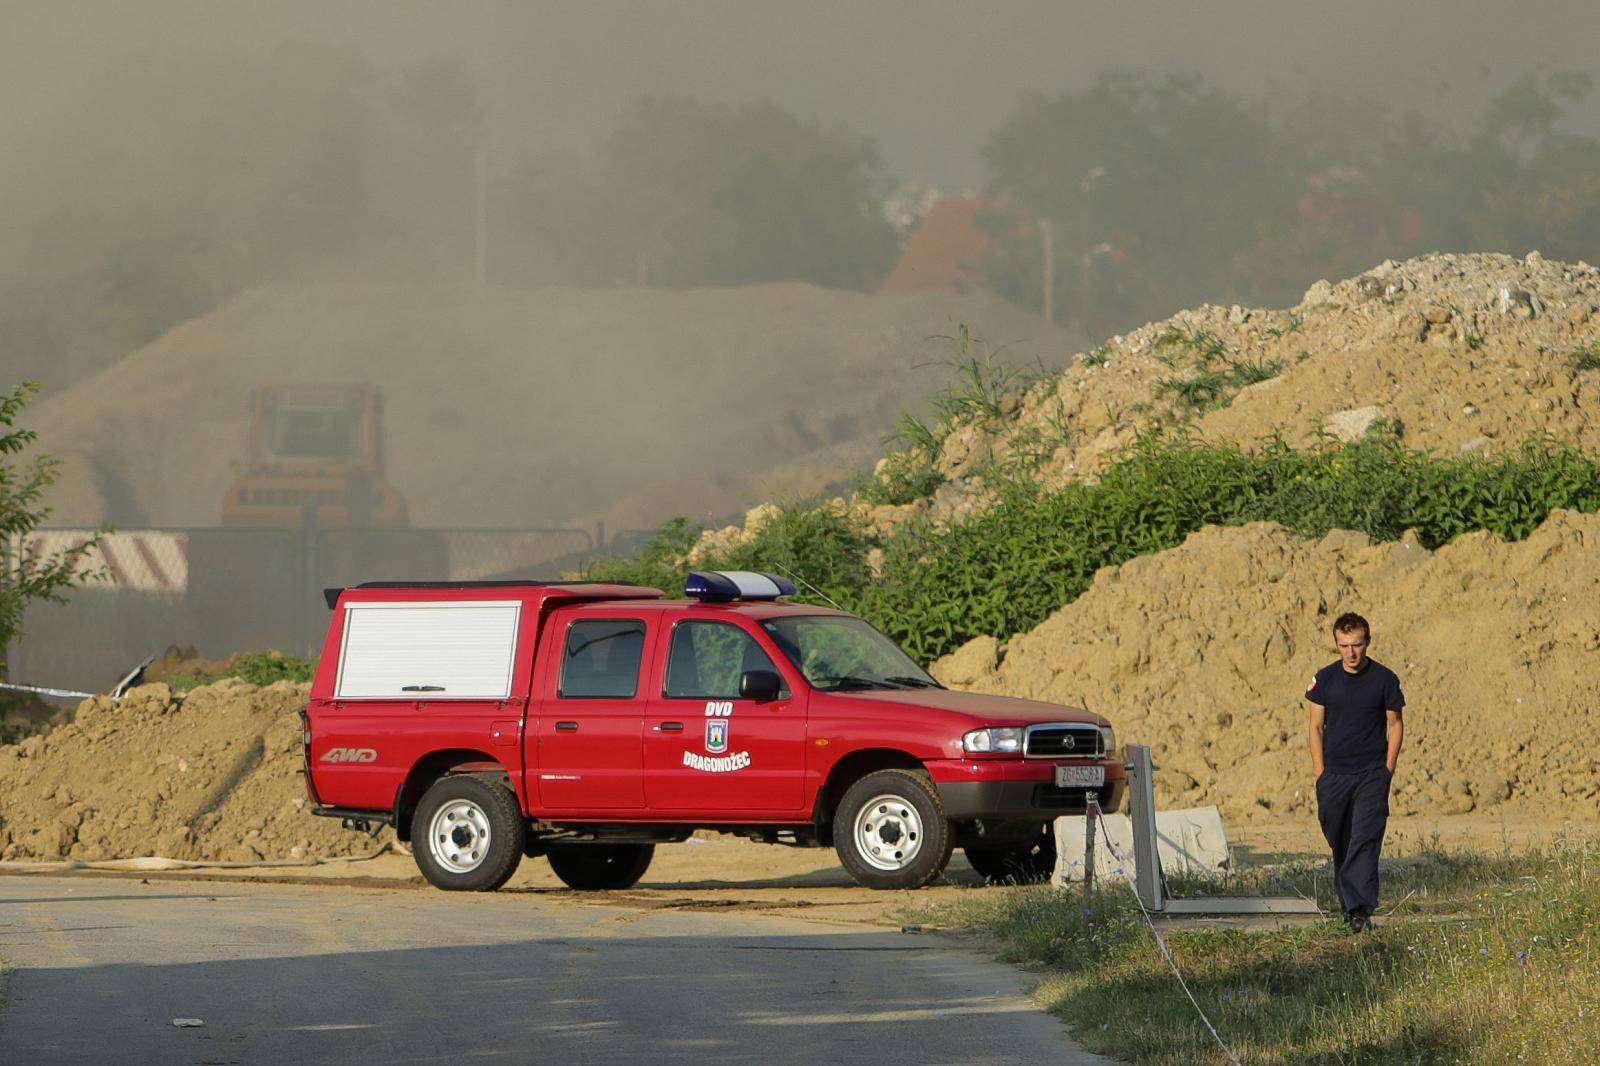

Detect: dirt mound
786,251,1600,537
930,509,1600,824
0,679,379,862
27,282,1072,534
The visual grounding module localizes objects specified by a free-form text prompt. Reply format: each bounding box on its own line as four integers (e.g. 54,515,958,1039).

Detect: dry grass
913,836,1600,1063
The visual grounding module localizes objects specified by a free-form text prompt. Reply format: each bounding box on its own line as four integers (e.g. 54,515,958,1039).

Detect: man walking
1305,612,1405,932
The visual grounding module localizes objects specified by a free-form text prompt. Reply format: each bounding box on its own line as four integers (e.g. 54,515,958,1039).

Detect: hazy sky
8,0,1599,190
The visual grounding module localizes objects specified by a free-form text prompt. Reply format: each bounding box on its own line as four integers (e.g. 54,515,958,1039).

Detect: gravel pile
0,679,378,862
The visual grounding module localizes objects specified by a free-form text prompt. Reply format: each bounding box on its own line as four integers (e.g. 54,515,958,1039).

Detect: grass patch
165,651,316,692
1080,343,1112,368
913,837,1600,1064
1154,329,1285,412
1571,343,1600,372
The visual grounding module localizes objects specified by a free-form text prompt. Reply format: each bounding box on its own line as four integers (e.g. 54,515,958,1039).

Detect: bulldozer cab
222,385,408,529
261,388,365,461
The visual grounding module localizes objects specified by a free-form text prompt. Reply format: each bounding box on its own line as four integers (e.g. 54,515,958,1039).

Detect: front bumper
927,757,1126,820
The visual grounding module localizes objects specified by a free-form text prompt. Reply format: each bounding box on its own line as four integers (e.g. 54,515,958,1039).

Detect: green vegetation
0,719,47,746
854,452,945,507
913,836,1600,1063
591,433,1600,663
0,382,104,675
166,651,316,692
1571,343,1600,372
1151,329,1286,412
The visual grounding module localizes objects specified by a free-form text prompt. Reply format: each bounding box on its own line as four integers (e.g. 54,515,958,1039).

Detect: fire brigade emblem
705,718,729,754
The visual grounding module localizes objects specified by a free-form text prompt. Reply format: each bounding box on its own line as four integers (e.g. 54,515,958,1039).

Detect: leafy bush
167,651,316,692
1572,343,1600,372
586,516,704,593
586,503,871,609
865,435,1600,660
596,434,1600,663
0,719,48,746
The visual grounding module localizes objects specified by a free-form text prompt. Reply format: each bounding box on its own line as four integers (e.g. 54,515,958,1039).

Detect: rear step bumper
310,806,393,832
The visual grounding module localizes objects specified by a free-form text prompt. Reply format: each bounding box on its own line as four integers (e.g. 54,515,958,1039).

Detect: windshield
760,615,940,692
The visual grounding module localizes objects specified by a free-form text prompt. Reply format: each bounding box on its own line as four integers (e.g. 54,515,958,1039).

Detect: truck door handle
554,721,579,732
655,721,684,732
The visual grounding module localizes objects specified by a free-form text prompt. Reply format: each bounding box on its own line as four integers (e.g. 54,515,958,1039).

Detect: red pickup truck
303,572,1124,891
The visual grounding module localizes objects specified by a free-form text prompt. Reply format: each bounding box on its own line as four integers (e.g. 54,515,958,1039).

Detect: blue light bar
684,570,797,602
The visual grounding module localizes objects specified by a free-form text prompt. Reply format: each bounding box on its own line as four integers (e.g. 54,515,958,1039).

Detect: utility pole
474,138,488,285
1039,218,1054,322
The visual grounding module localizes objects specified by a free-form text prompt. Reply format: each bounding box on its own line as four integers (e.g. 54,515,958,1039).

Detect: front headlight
963,727,1024,754
1099,725,1116,755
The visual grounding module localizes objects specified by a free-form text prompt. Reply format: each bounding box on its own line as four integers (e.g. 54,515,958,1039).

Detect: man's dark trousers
1316,765,1391,916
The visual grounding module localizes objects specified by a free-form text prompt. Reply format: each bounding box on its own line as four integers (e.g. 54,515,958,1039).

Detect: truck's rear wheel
546,843,654,890
964,824,1056,884
411,775,525,892
833,769,953,890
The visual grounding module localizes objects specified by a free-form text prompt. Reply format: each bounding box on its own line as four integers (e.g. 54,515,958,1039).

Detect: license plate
1056,764,1105,788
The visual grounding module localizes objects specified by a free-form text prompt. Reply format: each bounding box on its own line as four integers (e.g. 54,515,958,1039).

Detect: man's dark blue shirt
1305,659,1405,774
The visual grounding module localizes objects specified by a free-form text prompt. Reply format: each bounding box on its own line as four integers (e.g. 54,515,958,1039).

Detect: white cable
1093,807,1245,1066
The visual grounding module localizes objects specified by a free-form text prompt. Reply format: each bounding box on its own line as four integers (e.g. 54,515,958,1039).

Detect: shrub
597,434,1600,663
167,651,316,692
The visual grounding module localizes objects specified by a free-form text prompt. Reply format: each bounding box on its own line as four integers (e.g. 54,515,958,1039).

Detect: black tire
832,768,953,890
546,843,655,890
410,775,526,892
964,824,1057,885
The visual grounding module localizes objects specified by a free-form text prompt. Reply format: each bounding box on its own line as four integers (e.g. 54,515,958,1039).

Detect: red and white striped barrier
9,530,189,591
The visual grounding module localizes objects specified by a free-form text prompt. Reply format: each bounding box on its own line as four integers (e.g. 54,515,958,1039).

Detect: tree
497,97,900,291
981,69,1600,340
0,382,104,673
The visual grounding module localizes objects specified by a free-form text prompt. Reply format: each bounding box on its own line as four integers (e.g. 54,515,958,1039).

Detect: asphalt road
0,874,1111,1065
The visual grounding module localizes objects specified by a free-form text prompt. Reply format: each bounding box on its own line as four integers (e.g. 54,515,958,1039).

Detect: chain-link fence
5,524,616,692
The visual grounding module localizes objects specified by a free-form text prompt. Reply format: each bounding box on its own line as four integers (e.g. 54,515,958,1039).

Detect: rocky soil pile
697,252,1600,548
930,509,1600,824
0,679,380,863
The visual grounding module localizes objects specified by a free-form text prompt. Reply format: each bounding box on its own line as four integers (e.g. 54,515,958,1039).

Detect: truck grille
1024,723,1103,758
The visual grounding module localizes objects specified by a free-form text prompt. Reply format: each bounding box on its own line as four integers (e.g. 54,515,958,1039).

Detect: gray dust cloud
0,0,1596,686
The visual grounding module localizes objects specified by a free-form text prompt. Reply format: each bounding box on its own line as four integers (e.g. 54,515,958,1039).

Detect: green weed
1571,343,1600,372
1080,344,1112,368
855,453,946,507
0,719,48,745
923,324,1035,426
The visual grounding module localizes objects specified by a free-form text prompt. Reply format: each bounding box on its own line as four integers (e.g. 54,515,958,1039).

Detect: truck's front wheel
411,775,526,892
833,769,953,890
546,843,654,890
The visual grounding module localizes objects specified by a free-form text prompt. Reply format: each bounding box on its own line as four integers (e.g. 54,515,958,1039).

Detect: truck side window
559,620,646,699
664,621,784,700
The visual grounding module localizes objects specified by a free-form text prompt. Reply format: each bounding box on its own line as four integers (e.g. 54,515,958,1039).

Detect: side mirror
739,669,782,702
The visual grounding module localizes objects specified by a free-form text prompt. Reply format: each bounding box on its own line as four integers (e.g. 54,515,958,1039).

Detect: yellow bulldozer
222,385,408,529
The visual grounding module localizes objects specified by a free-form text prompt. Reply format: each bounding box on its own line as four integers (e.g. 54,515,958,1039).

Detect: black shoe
1347,912,1374,933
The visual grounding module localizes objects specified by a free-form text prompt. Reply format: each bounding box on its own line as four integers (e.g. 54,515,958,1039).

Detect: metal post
474,139,488,285
1125,743,1164,912
1039,218,1054,322
1083,793,1099,902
